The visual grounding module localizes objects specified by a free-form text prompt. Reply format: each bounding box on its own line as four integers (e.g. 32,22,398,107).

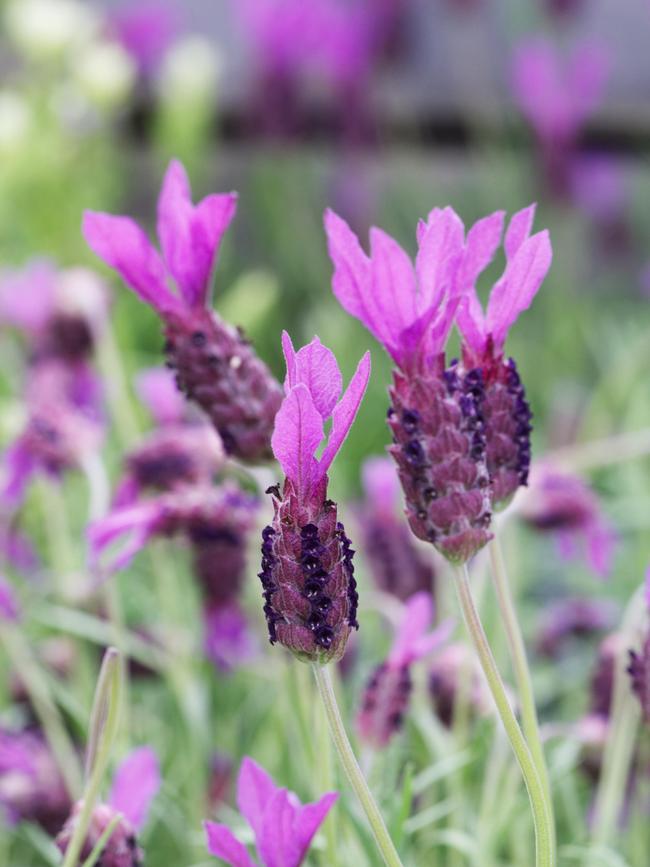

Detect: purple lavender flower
259,332,370,663
627,570,650,724
455,204,552,507
0,728,71,833
0,575,19,622
203,603,257,672
110,1,179,76
520,464,617,578
511,38,609,198
324,207,492,563
589,632,624,719
357,457,435,601
536,597,616,658
428,642,490,729
204,756,337,867
1,361,104,509
0,261,109,364
56,747,160,867
83,160,283,462
356,592,452,748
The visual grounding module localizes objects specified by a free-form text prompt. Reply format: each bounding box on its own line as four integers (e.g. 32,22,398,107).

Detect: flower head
110,1,179,75
259,333,370,663
135,366,188,427
205,757,337,867
357,592,453,747
56,747,160,867
536,597,616,659
428,642,490,728
83,160,282,462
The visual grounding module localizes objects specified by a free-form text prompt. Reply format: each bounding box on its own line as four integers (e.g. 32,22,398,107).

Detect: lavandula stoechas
83,160,282,462
357,593,451,748
325,207,491,563
627,571,650,724
455,205,552,507
356,457,435,602
259,332,370,663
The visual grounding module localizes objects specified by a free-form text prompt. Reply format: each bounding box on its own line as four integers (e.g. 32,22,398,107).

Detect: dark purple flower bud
207,753,233,811
627,638,650,724
357,661,412,748
259,333,370,664
536,597,616,659
356,457,435,602
0,728,71,834
56,802,143,867
589,633,624,719
83,160,283,463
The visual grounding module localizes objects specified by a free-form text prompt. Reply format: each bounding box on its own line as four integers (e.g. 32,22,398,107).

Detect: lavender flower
325,207,492,563
428,642,489,728
357,457,435,601
511,38,609,198
627,570,650,724
259,332,370,663
0,728,70,833
204,756,337,867
520,464,617,578
0,575,19,622
110,1,179,76
56,747,160,867
83,160,283,462
536,597,616,658
455,205,552,507
357,593,452,748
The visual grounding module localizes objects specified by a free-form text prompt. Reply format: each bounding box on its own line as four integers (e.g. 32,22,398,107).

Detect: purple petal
281,330,298,391
83,211,181,318
585,520,617,580
456,291,487,354
486,230,552,348
0,576,20,622
568,42,609,125
291,337,342,419
0,440,36,508
361,457,400,506
204,821,256,867
271,384,323,497
415,206,465,312
257,788,300,867
87,502,159,575
389,592,433,666
0,259,58,334
369,227,418,353
462,210,505,286
504,204,536,260
409,618,455,663
318,351,370,477
157,160,237,308
135,367,186,426
109,746,160,831
293,792,338,865
236,757,279,843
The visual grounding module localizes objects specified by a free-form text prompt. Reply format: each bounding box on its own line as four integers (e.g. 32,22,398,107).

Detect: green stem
488,537,555,838
454,564,555,867
590,584,644,847
0,624,83,799
311,663,404,867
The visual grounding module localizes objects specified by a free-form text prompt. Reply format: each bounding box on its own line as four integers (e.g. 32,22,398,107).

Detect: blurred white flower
4,0,99,62
0,90,32,153
72,41,136,111
158,36,222,104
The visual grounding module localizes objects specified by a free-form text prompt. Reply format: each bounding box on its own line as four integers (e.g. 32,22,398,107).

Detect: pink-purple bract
0,576,19,622
204,756,338,867
259,332,370,663
83,160,282,462
111,1,180,75
626,568,650,724
357,592,453,747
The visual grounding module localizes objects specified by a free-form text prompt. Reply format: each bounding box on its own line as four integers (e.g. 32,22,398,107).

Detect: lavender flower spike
259,332,370,663
325,207,492,563
205,756,338,867
83,160,283,462
456,205,552,506
56,746,160,867
627,568,650,724
357,592,452,748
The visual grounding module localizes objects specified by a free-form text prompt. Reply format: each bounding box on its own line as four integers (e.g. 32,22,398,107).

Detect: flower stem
311,663,404,867
488,537,555,833
454,563,555,867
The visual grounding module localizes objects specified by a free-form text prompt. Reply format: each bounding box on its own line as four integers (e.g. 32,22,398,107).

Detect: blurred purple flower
357,457,435,601
204,603,257,672
2,527,39,572
520,464,617,579
0,576,19,622
57,747,160,866
357,592,452,747
627,568,650,724
111,1,180,75
204,756,337,867
135,366,188,427
456,204,551,506
429,641,489,728
0,728,70,833
325,207,493,562
83,160,282,462
259,332,370,663
536,596,617,658
570,155,632,260
511,37,609,197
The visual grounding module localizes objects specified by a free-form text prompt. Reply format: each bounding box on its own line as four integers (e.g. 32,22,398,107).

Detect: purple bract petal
109,746,160,832
271,384,323,498
504,204,536,259
258,788,300,867
0,576,20,622
283,332,342,418
236,757,279,844
318,351,371,477
292,792,338,864
135,367,187,426
204,821,256,867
